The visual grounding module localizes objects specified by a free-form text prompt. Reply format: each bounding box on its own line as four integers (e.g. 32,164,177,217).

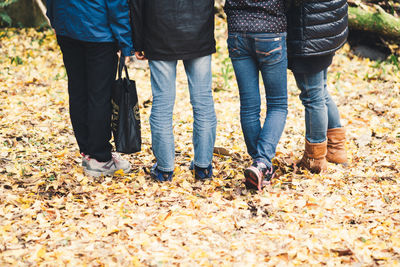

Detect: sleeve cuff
121,47,135,57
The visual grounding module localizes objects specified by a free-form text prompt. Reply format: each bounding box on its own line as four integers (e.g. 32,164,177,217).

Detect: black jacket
287,0,348,57
130,0,216,61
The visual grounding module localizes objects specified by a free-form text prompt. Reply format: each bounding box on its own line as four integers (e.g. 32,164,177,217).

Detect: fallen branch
348,4,400,41
33,0,50,25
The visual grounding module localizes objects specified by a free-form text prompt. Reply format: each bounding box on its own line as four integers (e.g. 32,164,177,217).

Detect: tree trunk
348,5,400,41
4,0,47,27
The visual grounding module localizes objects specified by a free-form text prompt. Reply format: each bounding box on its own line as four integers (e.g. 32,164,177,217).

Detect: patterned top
224,0,287,33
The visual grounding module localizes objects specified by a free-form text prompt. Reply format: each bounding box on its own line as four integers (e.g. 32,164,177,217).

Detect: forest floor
1,19,400,266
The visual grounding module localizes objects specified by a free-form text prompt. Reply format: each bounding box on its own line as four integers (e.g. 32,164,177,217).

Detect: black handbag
111,58,141,154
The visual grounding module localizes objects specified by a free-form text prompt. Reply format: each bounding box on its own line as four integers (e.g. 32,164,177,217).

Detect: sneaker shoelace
256,163,275,190
112,153,120,160
103,159,117,170
263,166,275,184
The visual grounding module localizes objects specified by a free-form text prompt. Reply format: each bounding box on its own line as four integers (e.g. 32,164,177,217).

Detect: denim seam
254,37,282,42
302,73,328,144
227,35,241,57
304,74,313,141
194,161,211,169
256,45,282,56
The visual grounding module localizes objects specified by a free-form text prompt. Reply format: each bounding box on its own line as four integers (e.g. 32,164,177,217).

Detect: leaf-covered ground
1,19,400,266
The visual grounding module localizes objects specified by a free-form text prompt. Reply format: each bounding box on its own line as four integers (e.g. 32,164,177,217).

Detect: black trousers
57,36,118,162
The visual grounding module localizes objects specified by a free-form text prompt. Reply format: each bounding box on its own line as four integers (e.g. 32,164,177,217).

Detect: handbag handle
117,56,131,83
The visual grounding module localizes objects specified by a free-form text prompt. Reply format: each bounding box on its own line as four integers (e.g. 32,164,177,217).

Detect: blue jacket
46,0,134,56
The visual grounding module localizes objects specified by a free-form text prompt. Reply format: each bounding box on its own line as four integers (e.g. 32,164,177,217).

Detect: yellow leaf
114,169,125,176
130,256,141,266
36,246,46,259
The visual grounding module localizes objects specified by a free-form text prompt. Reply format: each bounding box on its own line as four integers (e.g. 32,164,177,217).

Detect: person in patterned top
224,0,288,191
224,0,286,33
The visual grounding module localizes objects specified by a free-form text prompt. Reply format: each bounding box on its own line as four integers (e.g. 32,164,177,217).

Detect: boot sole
244,167,261,191
84,166,131,178
297,159,326,174
327,160,349,167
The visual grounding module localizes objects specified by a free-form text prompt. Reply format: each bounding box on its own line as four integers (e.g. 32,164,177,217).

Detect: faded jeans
148,55,217,172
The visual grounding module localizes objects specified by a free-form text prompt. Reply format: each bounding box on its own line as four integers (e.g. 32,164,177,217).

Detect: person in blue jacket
46,0,134,177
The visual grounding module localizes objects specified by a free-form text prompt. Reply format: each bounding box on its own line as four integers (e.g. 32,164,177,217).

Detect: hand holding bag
111,57,141,154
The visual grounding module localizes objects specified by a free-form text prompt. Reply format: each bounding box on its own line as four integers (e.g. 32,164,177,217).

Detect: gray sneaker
84,153,131,177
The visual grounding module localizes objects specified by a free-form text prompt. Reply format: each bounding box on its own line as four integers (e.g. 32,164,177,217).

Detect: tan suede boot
326,127,348,166
299,139,327,174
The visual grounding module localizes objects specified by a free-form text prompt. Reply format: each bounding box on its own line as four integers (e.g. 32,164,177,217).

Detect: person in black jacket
131,0,217,181
287,0,349,173
224,0,288,191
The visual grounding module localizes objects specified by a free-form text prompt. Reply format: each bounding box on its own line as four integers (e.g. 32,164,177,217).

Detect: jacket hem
288,39,347,58
56,33,116,44
146,48,216,61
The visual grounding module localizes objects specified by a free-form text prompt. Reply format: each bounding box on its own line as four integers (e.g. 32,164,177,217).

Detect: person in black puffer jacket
130,0,217,181
287,0,349,173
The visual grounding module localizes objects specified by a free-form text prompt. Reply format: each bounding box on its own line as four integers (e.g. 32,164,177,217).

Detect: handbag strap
117,56,131,83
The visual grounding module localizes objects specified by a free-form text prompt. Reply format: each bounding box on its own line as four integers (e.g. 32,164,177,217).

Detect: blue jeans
148,55,217,172
227,32,288,168
293,69,342,143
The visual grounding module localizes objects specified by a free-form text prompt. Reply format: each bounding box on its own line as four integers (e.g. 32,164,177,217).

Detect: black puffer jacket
130,0,216,61
287,0,348,57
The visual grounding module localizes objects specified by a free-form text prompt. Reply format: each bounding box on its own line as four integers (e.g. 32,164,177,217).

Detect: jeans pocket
255,37,284,65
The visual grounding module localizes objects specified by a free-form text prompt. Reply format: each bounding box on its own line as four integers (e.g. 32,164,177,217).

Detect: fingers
135,51,147,60
117,51,146,63
135,52,144,60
